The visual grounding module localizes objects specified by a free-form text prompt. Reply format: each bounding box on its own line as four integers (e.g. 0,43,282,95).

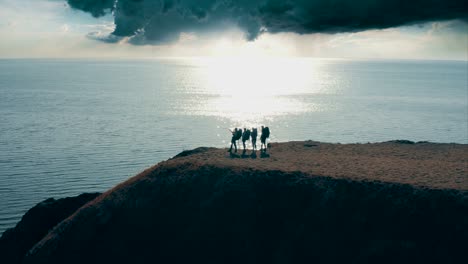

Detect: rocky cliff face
0,193,101,264
2,142,467,264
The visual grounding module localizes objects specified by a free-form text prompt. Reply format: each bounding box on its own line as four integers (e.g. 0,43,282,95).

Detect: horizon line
0,56,466,62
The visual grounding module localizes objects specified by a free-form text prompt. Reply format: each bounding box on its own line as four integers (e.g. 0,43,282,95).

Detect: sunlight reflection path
176,58,332,126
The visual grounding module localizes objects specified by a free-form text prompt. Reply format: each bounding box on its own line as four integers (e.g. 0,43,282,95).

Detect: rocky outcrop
2,141,467,264
23,167,468,264
172,147,216,158
0,193,101,264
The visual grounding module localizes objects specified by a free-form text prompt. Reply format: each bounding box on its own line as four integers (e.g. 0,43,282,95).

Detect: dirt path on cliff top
163,141,468,190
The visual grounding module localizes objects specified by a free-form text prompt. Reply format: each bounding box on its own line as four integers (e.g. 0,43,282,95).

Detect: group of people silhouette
229,126,270,153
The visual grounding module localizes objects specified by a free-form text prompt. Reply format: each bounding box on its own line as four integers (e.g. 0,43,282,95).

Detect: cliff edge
9,141,468,263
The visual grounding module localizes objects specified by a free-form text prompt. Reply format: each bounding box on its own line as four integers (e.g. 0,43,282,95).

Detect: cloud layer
65,0,468,44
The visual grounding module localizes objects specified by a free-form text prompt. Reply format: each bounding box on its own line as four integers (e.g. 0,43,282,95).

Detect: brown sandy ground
175,141,468,190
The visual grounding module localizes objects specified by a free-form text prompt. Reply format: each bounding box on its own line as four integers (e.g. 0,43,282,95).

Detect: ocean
0,58,466,234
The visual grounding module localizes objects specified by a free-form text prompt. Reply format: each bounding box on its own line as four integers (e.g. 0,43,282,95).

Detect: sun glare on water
183,57,328,126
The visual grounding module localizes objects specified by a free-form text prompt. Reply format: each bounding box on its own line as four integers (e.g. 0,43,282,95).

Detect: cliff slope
21,141,468,263
0,193,101,264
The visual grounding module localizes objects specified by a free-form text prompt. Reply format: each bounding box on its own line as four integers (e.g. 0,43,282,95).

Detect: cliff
2,141,468,264
0,193,101,264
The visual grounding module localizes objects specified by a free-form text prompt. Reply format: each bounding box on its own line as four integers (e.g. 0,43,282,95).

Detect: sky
0,0,467,60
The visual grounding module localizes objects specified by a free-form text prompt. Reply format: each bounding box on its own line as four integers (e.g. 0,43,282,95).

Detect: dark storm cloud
67,0,115,18
64,0,468,44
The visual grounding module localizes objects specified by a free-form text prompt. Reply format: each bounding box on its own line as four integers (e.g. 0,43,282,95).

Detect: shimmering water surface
0,58,467,234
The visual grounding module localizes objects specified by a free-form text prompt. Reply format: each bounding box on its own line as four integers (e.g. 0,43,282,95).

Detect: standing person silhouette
251,127,258,151
260,126,266,151
236,128,242,147
228,128,238,153
260,126,270,152
241,128,251,151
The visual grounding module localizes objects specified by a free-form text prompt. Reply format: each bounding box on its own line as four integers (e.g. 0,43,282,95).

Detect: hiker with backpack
236,128,242,146
229,128,243,153
251,127,258,151
228,128,238,153
260,126,270,152
242,128,251,151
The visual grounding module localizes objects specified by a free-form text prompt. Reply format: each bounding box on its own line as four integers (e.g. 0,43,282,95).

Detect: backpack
264,127,270,138
252,128,257,138
235,129,242,140
243,129,251,141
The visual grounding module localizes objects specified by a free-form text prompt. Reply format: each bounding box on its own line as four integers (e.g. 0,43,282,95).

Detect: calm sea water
0,58,467,234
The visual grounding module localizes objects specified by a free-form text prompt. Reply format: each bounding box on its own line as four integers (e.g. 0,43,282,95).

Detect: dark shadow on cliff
22,165,467,264
250,151,257,159
229,152,241,159
0,193,101,264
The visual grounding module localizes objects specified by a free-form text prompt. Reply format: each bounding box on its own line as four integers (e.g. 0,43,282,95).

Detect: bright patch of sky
0,0,466,60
